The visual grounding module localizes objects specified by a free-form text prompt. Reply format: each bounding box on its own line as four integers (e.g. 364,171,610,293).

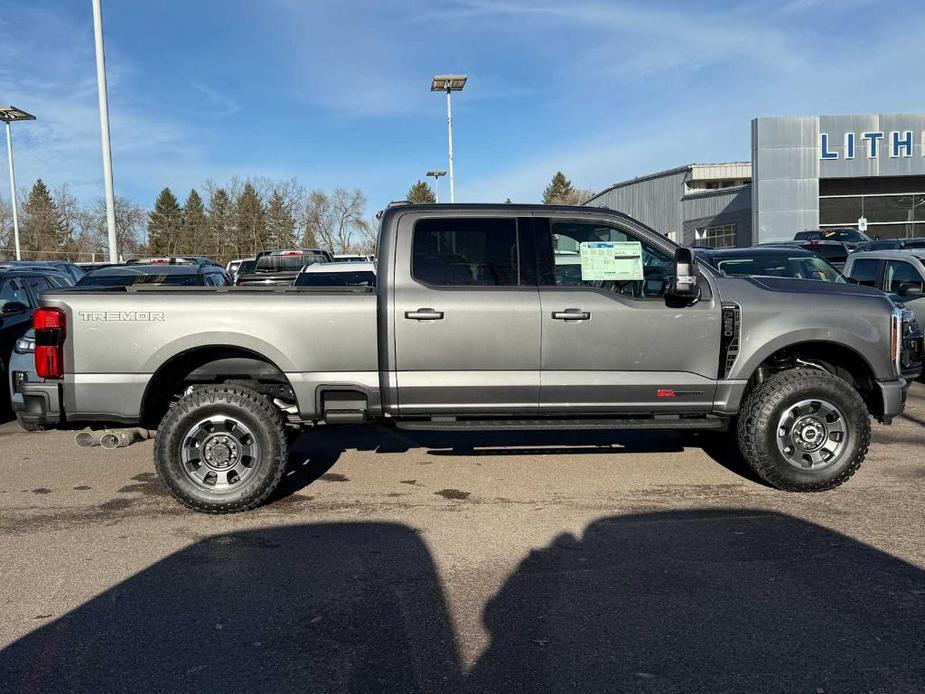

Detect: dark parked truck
26,205,921,513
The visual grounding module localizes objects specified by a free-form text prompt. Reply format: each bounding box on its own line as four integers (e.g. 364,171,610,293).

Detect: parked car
28,204,920,513
758,240,851,269
332,254,373,263
843,249,925,331
694,247,846,282
75,261,119,274
854,237,925,253
1,268,74,416
76,263,232,287
794,228,871,250
0,260,86,283
295,261,376,287
236,248,334,286
125,256,222,269
230,258,256,284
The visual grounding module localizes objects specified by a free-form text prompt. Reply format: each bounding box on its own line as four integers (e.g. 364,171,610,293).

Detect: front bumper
877,378,909,424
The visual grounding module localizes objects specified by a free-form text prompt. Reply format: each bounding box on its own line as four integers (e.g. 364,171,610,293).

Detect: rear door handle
405,308,444,321
552,309,591,321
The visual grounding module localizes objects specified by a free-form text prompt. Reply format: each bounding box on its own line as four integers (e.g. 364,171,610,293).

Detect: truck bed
41,286,379,422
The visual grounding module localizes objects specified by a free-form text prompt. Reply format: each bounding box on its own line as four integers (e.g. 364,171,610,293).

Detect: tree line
0,177,376,264
146,179,375,263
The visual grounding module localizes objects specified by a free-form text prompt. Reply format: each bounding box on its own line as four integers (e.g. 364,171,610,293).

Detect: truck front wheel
154,384,288,513
736,368,870,491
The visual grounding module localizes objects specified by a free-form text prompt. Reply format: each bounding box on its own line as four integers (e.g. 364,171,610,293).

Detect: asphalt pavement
1,384,924,693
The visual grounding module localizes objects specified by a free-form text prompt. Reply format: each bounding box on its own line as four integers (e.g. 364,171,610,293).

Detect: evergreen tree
234,183,266,256
406,180,436,204
265,190,296,249
177,189,207,255
147,188,182,255
207,188,233,262
21,179,66,257
542,171,577,205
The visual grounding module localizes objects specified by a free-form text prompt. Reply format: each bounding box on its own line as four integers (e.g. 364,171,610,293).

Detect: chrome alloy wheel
776,398,848,471
180,415,260,491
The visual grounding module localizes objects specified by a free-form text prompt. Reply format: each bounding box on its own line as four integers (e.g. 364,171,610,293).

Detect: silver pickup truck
25,204,921,513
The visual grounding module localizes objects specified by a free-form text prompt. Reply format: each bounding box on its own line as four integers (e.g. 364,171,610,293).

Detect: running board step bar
397,417,728,432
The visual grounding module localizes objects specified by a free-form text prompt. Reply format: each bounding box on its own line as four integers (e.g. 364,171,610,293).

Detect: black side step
397,417,728,432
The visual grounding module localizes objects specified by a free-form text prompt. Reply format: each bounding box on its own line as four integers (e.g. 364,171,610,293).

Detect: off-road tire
736,368,870,491
154,384,288,513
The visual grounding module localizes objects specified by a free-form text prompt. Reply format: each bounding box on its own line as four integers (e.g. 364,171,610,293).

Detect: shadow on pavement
2,510,924,692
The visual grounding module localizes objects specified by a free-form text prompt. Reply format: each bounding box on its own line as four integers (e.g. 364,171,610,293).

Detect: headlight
14,336,35,354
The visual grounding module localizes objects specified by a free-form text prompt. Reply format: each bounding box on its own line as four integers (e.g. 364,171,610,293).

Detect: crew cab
28,204,919,513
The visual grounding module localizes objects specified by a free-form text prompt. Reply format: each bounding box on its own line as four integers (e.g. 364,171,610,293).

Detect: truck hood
741,276,887,299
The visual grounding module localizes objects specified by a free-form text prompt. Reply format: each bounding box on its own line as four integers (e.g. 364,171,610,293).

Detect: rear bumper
877,378,909,423
12,381,63,427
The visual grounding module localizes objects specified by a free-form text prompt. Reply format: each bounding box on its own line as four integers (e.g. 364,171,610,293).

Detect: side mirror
897,281,924,298
1,301,28,315
667,247,700,304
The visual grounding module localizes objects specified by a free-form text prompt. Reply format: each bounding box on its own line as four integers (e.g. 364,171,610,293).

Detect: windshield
713,254,845,282
295,271,376,287
77,273,203,287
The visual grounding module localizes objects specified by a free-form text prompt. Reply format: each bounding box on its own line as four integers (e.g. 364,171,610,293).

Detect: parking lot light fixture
0,106,36,261
430,74,467,203
426,169,447,203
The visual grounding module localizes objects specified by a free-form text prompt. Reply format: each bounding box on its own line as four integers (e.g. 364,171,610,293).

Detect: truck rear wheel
736,368,870,491
154,384,288,513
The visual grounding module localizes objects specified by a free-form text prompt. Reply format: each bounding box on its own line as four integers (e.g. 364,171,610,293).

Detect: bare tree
303,188,368,253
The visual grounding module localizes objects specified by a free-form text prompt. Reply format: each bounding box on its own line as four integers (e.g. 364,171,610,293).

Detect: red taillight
34,308,66,379
34,307,65,330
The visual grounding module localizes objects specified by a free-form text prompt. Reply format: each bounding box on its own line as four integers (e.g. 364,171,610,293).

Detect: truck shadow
2,510,923,692
276,425,760,500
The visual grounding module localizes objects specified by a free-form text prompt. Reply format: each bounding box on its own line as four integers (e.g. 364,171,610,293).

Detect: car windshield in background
256,253,322,272
77,273,202,287
236,260,256,275
295,271,376,287
713,254,845,282
802,243,848,262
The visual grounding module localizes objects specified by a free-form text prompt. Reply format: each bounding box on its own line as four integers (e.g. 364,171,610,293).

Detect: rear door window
847,258,882,286
412,217,518,286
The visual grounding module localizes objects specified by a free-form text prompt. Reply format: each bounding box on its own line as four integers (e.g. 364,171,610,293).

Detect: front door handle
552,308,591,321
405,308,444,321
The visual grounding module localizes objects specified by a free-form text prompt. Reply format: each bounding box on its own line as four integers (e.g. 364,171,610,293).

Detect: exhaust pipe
76,427,152,449
100,428,152,449
75,429,103,448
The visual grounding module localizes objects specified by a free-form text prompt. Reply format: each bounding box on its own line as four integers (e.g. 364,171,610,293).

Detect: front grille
719,303,741,379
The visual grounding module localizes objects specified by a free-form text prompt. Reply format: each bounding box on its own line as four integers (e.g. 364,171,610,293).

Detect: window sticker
579,241,644,281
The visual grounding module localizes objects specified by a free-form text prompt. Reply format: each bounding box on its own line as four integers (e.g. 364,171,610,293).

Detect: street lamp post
426,169,446,203
0,106,36,261
430,75,467,203
92,0,119,263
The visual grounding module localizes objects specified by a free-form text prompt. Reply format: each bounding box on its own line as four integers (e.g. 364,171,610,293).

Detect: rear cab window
412,217,520,286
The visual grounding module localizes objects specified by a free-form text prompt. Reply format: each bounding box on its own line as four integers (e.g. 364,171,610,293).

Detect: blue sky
1,0,923,214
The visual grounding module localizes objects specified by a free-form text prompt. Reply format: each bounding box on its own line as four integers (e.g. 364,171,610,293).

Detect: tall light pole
92,0,119,262
0,106,35,261
426,169,446,203
430,75,467,203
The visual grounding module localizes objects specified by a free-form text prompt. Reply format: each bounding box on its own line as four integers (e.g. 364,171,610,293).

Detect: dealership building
585,112,925,247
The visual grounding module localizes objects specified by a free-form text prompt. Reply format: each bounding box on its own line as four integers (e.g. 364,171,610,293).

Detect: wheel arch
740,340,883,417
140,345,296,428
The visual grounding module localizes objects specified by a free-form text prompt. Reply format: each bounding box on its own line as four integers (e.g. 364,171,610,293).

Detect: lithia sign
820,130,921,159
